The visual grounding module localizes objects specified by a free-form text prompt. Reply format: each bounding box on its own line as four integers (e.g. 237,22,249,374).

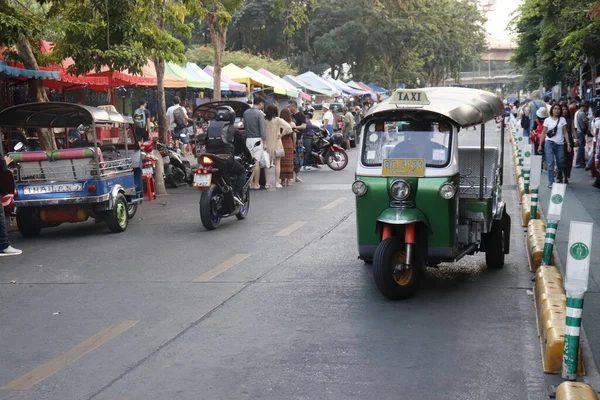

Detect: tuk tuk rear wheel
105,194,129,233
373,237,421,300
16,208,42,238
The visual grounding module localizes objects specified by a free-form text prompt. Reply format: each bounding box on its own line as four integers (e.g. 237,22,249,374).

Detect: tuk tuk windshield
362,118,452,167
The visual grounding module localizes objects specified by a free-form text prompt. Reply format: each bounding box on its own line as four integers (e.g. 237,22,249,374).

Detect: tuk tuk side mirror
14,142,24,151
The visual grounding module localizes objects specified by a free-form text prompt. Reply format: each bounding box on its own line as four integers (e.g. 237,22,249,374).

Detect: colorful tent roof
258,68,310,100
242,66,288,96
89,65,156,87
0,61,59,80
222,64,264,90
296,71,341,95
141,60,186,88
283,75,337,97
183,63,222,90
367,83,389,94
166,62,211,89
202,66,246,92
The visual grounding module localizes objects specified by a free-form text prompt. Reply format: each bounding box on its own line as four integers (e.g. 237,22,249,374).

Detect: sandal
295,177,302,182
275,183,283,188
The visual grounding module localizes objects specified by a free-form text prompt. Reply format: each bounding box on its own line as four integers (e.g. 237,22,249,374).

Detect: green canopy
165,62,212,89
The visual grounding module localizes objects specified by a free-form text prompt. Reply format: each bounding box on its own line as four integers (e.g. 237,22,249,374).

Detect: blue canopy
0,61,59,80
366,83,389,95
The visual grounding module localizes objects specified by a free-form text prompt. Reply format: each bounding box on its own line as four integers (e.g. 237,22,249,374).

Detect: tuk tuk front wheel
16,208,42,238
105,194,129,233
373,237,421,300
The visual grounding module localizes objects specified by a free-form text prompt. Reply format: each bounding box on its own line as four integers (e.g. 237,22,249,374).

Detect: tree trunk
15,34,56,151
589,56,597,98
153,56,168,195
208,17,228,101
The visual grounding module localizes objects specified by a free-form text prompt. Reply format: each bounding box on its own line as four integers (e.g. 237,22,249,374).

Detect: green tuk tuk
353,87,511,300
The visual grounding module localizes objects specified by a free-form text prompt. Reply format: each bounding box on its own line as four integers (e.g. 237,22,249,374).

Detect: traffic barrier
556,382,598,399
535,265,584,375
521,194,540,226
527,219,551,272
518,176,525,200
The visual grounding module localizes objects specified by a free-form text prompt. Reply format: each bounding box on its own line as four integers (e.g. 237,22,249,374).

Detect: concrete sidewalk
537,165,600,369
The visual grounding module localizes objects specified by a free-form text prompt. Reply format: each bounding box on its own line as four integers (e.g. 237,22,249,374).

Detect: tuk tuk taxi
353,88,511,300
0,102,143,237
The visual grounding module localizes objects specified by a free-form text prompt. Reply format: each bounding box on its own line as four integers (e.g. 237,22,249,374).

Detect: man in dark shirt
0,155,21,256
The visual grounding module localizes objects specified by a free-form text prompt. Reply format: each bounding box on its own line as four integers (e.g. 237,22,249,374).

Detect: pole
479,123,485,199
541,183,567,266
562,221,593,380
529,155,542,219
500,115,505,185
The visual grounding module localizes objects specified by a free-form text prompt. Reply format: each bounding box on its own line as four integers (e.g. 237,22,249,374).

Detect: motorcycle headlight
390,179,410,200
439,182,456,200
352,180,367,196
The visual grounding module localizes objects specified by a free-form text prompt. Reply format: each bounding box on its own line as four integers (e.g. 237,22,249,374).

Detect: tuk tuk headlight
352,180,367,196
439,182,456,200
390,179,410,200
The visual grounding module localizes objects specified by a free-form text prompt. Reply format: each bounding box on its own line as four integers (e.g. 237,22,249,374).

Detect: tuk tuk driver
387,120,448,165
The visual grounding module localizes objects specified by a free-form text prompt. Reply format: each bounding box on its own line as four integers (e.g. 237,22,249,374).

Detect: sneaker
303,166,312,171
548,183,553,188
0,246,22,256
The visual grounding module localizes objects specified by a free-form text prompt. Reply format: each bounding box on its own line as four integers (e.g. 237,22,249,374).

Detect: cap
536,107,547,118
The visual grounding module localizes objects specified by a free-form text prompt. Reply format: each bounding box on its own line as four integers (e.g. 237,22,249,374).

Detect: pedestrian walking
243,96,267,190
574,100,590,168
167,96,193,150
588,109,600,174
342,106,354,150
531,107,547,156
322,103,334,135
560,102,575,183
288,101,307,182
0,155,21,256
279,108,296,187
538,103,570,187
519,101,531,139
264,103,292,188
529,91,544,140
133,99,151,142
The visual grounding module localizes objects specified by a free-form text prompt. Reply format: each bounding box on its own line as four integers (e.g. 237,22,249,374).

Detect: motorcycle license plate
142,167,154,176
193,173,211,187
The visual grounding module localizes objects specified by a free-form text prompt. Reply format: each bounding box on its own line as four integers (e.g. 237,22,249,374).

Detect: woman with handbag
538,104,571,188
279,108,296,187
265,104,292,188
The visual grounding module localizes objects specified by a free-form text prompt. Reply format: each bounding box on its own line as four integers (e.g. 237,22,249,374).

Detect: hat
322,103,330,109
536,107,547,118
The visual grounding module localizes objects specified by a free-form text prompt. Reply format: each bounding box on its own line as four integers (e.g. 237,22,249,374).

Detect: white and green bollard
529,155,543,219
562,221,593,380
522,145,532,194
542,183,567,266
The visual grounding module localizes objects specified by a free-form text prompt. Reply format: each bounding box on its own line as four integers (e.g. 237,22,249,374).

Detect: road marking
1,320,137,391
192,254,250,282
321,197,347,210
274,221,307,237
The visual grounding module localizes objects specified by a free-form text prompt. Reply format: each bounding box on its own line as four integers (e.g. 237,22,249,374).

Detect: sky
483,0,521,45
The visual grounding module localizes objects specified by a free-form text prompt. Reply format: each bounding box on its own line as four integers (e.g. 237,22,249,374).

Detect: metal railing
16,158,133,183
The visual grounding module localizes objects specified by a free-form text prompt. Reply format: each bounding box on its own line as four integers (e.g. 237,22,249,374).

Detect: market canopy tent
183,63,222,90
222,64,264,91
367,83,389,95
296,71,341,96
347,81,378,101
258,68,311,101
242,66,289,96
202,66,246,93
0,61,59,80
141,60,186,88
283,75,338,97
166,62,211,89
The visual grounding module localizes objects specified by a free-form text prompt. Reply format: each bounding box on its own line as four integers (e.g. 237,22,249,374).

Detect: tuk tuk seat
457,146,499,198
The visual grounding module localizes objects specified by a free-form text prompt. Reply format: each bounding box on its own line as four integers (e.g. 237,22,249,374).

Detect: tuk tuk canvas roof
364,87,504,127
202,65,247,92
0,102,129,128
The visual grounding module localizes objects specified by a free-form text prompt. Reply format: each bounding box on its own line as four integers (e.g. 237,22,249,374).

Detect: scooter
310,129,349,171
159,136,194,188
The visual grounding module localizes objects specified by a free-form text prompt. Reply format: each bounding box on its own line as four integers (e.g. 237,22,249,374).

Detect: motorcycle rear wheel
236,188,250,220
200,185,222,230
326,150,349,171
165,164,178,189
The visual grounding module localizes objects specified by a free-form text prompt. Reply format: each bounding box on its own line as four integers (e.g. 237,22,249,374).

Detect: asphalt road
0,122,552,399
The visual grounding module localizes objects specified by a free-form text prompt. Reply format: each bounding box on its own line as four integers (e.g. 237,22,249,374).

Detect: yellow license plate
381,158,426,177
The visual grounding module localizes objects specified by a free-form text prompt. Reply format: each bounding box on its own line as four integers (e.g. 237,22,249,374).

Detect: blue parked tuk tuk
0,102,144,237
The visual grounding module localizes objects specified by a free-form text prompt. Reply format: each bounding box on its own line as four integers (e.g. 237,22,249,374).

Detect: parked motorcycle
159,137,194,188
194,143,257,231
310,129,349,171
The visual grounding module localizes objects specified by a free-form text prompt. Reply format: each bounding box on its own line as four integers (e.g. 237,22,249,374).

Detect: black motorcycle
310,129,349,171
158,137,194,188
196,144,257,230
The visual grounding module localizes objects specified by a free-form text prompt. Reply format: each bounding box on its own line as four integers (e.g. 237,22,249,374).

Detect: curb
521,194,540,226
526,219,548,272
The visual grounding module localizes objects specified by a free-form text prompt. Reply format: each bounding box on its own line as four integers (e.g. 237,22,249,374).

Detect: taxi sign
382,158,426,177
389,89,430,106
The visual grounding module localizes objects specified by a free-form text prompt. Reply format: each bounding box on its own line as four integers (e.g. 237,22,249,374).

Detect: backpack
173,106,187,129
520,114,530,129
133,108,147,129
206,121,234,154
